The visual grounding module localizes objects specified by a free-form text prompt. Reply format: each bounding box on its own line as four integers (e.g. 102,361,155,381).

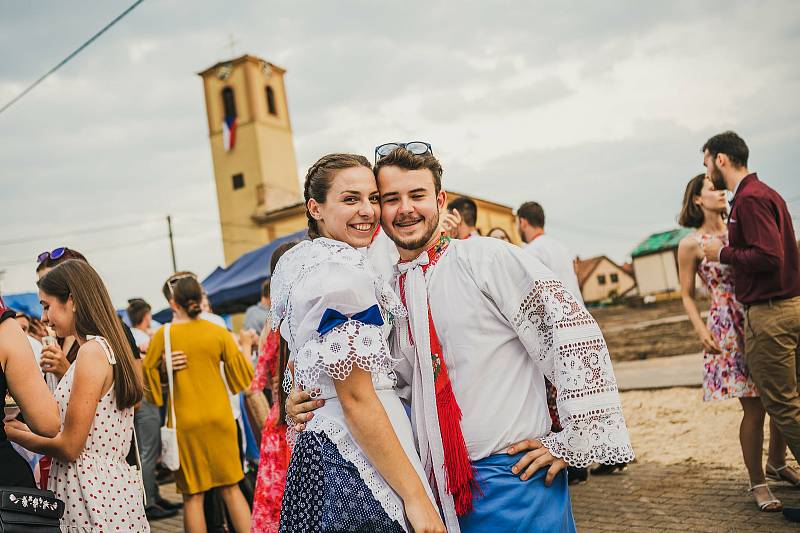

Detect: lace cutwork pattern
513,278,635,467
270,238,406,347
294,321,400,398
272,239,371,341
306,417,406,531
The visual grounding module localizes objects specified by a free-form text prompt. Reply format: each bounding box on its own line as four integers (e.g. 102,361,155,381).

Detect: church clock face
217,64,232,81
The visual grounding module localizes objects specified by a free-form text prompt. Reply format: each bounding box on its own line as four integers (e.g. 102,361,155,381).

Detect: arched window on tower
266,86,277,116
222,87,237,119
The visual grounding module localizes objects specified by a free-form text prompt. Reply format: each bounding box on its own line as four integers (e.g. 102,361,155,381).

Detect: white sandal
748,483,782,512
766,463,800,486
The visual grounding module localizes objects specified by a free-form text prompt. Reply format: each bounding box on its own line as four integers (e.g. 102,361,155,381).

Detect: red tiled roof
574,256,605,288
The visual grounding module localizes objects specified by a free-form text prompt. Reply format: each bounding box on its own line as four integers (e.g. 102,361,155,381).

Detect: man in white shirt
289,146,633,532
517,201,584,304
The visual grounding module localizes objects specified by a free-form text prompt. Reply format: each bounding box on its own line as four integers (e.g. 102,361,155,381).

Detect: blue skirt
458,452,576,533
279,431,405,533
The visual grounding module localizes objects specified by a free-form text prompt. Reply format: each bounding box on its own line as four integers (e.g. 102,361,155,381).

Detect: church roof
197,54,286,77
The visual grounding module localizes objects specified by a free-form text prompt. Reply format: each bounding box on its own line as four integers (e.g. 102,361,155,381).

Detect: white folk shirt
395,237,633,529
523,234,584,304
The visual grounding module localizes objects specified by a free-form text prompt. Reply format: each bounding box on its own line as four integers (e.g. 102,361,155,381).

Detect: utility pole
167,215,177,273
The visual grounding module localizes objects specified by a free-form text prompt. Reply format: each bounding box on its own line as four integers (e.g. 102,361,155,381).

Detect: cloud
1,0,799,307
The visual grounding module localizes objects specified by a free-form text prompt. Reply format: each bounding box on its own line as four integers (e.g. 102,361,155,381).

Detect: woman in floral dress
678,174,798,512
249,241,297,533
249,329,290,532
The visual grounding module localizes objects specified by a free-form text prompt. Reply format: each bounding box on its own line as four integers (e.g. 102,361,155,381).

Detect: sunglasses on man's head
374,141,433,163
37,247,67,265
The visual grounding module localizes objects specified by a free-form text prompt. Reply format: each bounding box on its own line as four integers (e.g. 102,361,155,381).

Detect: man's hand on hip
507,438,568,487
285,362,325,431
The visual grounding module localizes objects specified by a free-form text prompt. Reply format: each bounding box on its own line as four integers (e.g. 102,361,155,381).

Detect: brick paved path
149,461,800,532
572,462,800,532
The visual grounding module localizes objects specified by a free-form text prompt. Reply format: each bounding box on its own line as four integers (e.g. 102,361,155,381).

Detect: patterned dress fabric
49,337,149,532
694,232,757,401
250,329,290,533
279,432,404,533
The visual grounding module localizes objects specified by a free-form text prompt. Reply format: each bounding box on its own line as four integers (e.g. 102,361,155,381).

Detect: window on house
610,273,619,283
222,87,237,118
597,274,606,285
266,86,277,116
232,173,244,190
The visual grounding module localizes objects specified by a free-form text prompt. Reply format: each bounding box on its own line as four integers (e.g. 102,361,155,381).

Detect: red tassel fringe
436,380,481,516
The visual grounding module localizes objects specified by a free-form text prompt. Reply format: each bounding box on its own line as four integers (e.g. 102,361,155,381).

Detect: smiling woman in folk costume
271,153,444,533
374,146,634,532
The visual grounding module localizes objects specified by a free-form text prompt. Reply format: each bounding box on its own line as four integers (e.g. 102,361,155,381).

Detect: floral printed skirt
703,304,758,401
279,431,405,533
250,405,290,533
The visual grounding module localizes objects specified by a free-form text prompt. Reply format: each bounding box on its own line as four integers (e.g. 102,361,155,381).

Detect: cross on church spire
226,34,239,57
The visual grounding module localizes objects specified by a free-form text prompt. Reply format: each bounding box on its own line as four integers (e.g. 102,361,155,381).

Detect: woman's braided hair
303,153,372,238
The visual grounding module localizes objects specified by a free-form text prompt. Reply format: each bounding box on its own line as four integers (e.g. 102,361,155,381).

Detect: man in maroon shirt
702,132,800,517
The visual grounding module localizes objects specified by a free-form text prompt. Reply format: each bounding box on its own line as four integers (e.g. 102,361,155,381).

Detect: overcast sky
1,0,799,310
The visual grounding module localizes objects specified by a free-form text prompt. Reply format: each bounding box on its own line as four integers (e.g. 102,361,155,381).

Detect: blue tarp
201,229,307,315
3,292,42,318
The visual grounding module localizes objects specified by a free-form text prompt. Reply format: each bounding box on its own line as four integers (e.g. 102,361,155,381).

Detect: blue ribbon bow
317,304,384,336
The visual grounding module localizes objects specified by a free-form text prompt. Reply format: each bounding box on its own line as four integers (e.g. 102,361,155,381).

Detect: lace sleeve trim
294,320,400,394
513,278,635,467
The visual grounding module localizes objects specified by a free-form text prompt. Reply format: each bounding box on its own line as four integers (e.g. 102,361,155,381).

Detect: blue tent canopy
2,292,42,318
202,229,307,315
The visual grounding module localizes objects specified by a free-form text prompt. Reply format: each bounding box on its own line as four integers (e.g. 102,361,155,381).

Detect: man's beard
708,161,727,191
385,211,440,252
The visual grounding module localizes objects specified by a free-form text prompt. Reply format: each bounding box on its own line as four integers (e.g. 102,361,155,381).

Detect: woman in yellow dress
143,273,254,533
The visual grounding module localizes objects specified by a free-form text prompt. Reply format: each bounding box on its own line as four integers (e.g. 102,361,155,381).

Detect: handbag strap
164,323,177,430
131,424,147,507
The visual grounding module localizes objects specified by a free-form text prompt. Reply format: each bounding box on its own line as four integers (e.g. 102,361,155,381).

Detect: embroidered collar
399,234,450,271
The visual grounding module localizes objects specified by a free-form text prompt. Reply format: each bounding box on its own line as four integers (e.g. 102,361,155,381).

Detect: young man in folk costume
290,144,634,532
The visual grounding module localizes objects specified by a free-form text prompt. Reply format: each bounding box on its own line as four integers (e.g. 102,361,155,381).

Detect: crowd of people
1,130,797,531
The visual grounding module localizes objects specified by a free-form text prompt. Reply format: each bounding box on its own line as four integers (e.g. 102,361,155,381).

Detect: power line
0,0,147,117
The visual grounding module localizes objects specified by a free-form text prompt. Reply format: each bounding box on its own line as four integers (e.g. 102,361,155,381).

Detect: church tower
199,55,303,264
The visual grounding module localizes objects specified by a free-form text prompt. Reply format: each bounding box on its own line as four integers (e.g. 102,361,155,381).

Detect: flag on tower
222,114,237,151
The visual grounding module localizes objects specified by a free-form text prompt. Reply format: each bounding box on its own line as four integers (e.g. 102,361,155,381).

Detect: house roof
574,256,605,288
574,255,635,289
630,228,692,258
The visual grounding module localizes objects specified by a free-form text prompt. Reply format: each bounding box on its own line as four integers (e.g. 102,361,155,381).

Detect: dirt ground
621,387,797,470
591,298,710,361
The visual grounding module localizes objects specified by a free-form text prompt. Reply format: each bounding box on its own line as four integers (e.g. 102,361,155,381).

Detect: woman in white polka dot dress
5,260,148,532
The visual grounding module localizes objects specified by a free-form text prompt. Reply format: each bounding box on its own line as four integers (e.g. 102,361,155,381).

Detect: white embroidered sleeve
512,277,635,467
464,240,634,468
293,320,399,393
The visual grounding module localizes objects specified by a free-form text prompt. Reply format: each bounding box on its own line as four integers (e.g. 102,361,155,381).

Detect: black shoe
567,466,588,485
156,498,183,511
156,468,175,485
590,462,627,476
146,505,178,521
784,507,800,522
